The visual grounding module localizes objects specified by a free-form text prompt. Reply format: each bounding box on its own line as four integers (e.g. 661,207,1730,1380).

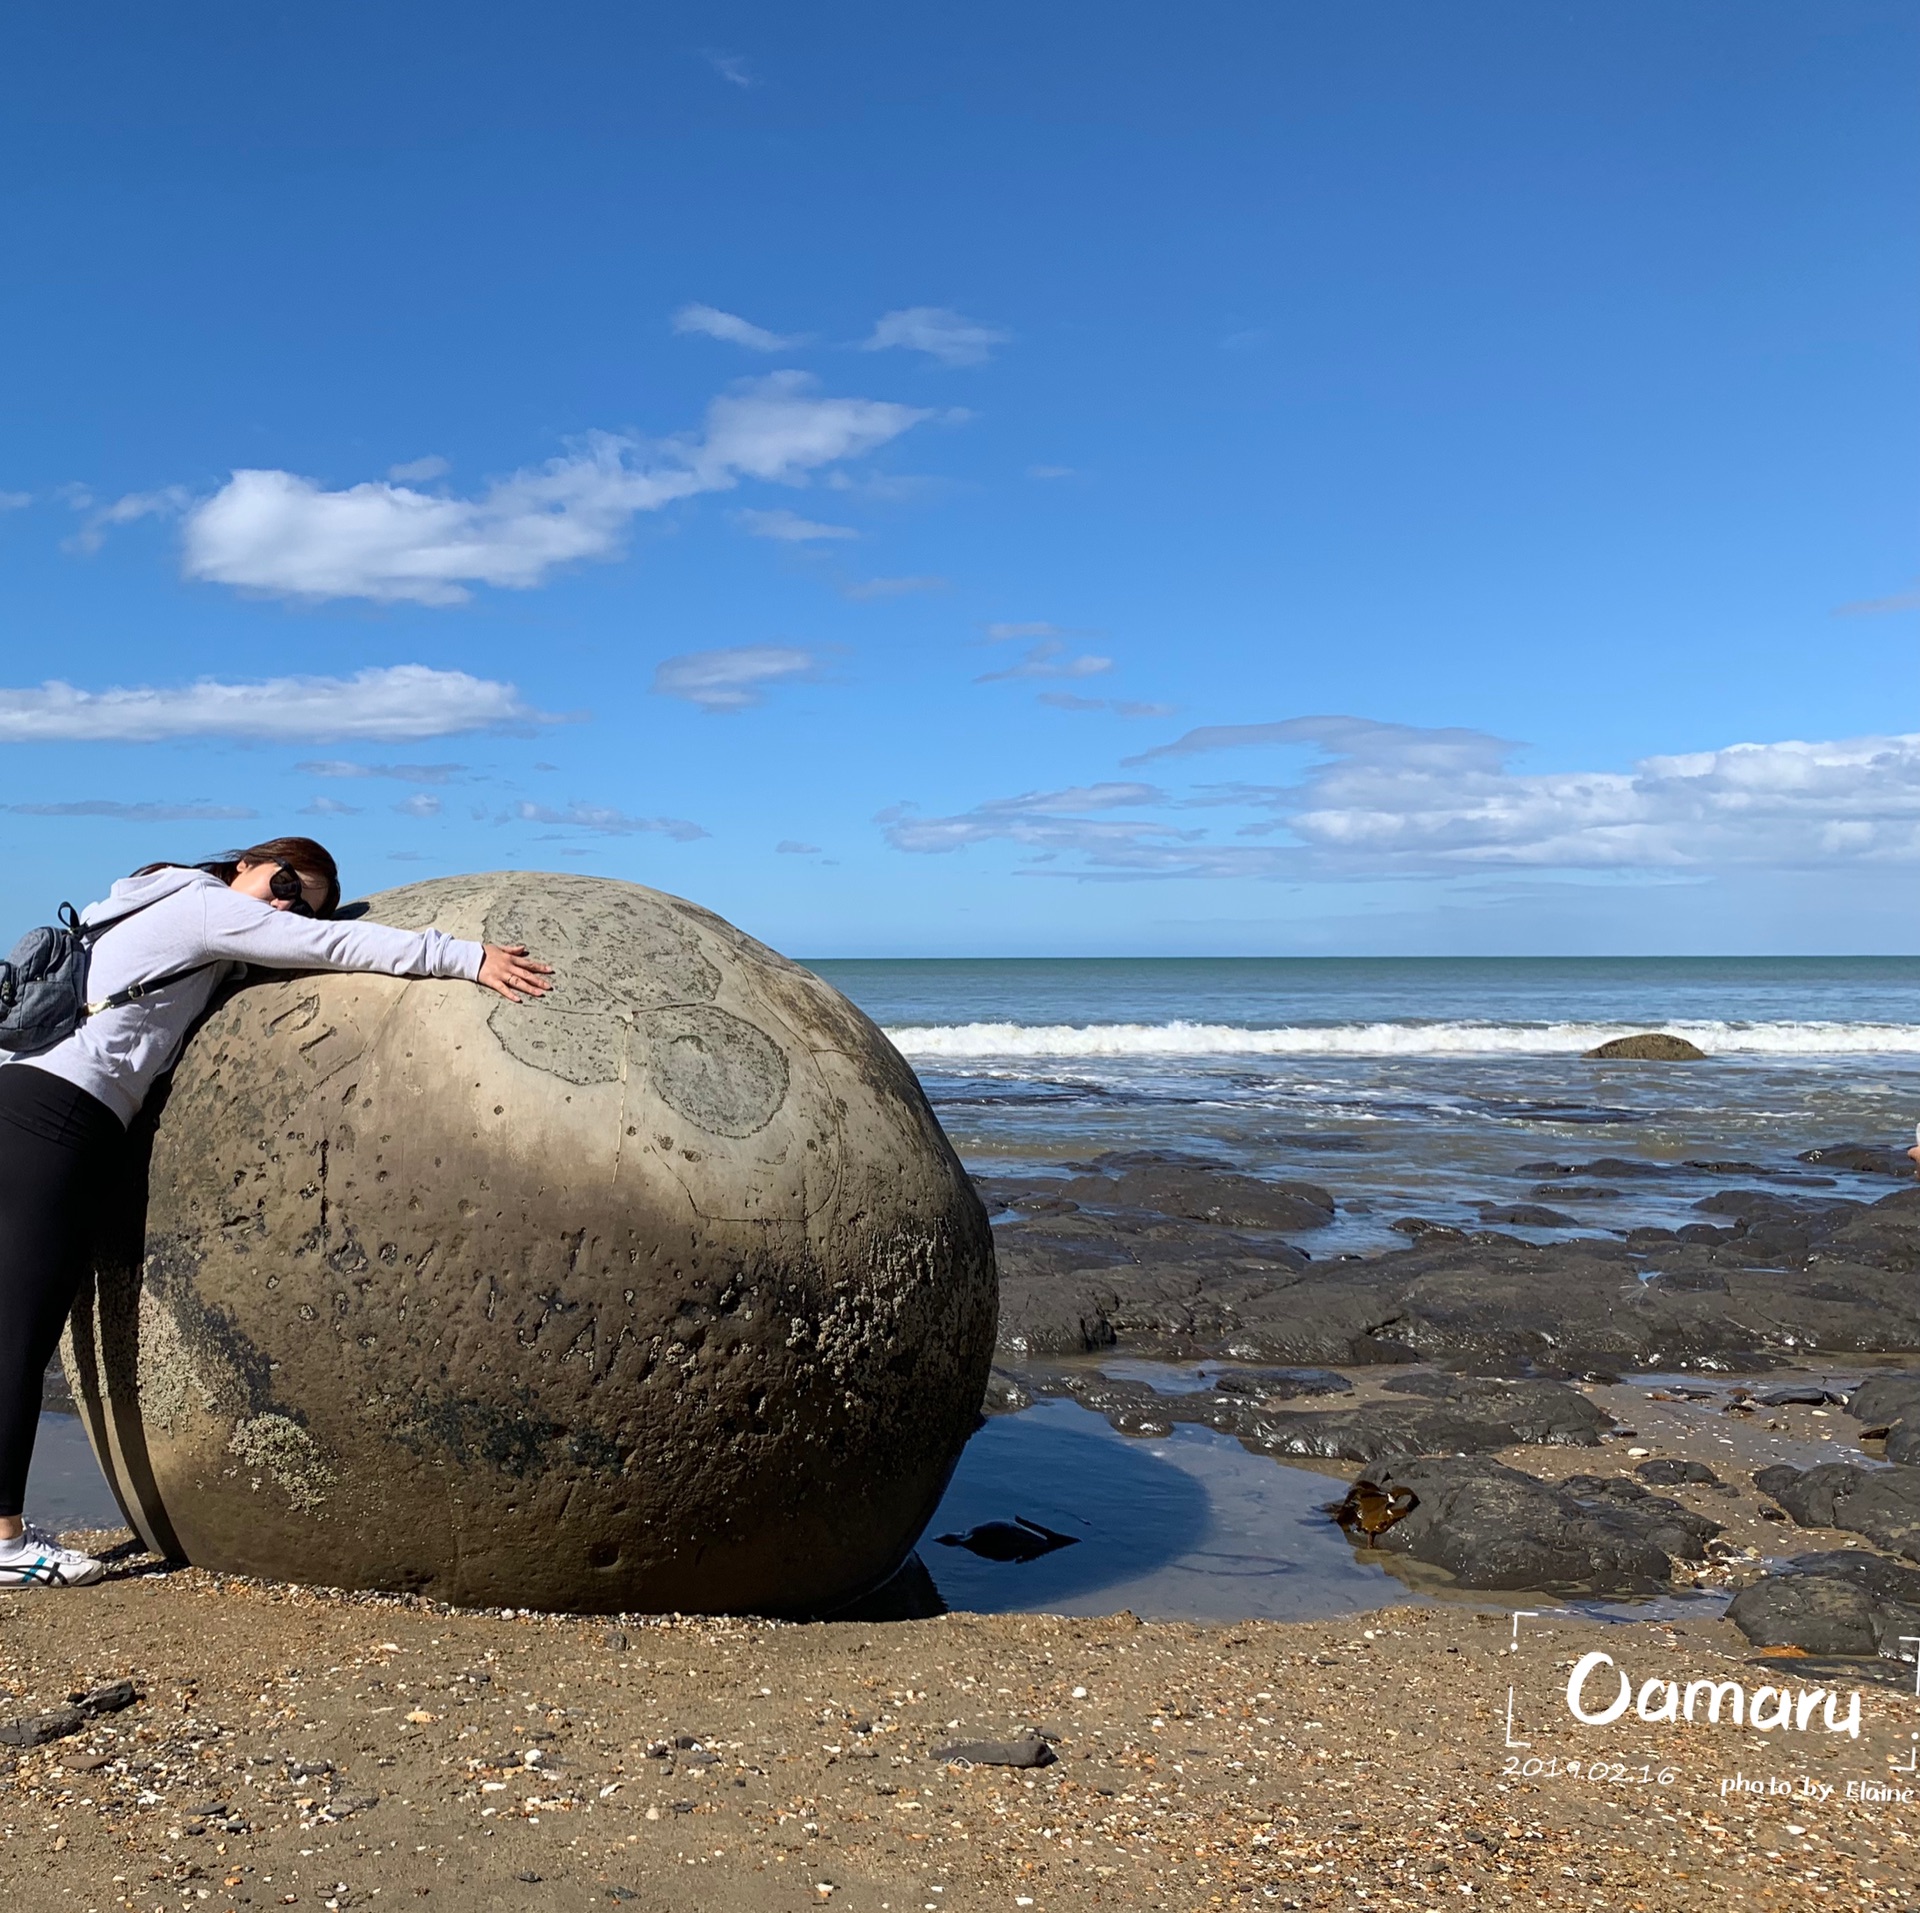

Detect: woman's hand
477,944,555,1003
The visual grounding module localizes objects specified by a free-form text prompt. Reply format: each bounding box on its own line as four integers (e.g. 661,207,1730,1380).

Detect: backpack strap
68,898,209,1020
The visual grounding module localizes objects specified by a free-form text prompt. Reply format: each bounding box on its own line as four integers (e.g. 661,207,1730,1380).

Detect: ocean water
811,956,1920,1247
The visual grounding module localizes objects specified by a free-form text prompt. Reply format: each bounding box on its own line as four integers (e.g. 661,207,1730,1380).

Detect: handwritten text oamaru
1564,1651,1862,1739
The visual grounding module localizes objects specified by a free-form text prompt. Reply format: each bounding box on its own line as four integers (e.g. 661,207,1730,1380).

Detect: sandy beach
8,1351,1920,1913
4,1556,1917,1912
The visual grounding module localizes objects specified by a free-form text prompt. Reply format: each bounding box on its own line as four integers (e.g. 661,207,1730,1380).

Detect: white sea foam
882,1019,1920,1060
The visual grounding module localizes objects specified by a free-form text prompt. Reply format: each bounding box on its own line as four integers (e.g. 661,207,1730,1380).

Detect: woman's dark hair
134,836,342,918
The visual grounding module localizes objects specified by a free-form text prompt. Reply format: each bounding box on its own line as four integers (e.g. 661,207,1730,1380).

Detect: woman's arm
196,884,487,982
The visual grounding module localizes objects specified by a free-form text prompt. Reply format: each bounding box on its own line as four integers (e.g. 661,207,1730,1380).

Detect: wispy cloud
650,645,824,712
673,304,797,352
775,839,821,854
179,374,929,604
736,506,857,542
514,801,708,841
863,306,1009,367
393,792,443,818
842,574,948,601
387,455,449,482
984,621,1067,642
0,491,31,511
881,784,1198,866
64,485,192,555
701,49,754,88
300,795,362,816
1039,691,1176,718
0,665,551,743
4,799,259,822
1837,584,1920,616
976,638,1112,683
1027,465,1075,481
295,759,467,783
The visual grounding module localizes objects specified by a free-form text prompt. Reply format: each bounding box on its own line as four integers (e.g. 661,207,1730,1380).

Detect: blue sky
1,1,1915,956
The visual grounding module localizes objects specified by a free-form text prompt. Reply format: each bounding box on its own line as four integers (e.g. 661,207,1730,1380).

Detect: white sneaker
0,1524,105,1588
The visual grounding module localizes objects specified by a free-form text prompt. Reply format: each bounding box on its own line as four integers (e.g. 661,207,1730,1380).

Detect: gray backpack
0,901,186,1056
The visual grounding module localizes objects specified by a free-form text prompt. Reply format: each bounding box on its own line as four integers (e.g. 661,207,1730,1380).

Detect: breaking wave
882,1019,1920,1060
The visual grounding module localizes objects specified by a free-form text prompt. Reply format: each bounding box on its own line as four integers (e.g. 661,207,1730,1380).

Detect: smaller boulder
1753,1461,1920,1561
1728,1551,1920,1657
1582,1033,1708,1061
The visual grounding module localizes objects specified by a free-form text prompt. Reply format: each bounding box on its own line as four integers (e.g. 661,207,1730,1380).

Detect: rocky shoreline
978,1144,1920,1653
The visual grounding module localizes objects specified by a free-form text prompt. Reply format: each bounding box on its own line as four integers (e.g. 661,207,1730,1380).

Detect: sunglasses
268,860,319,918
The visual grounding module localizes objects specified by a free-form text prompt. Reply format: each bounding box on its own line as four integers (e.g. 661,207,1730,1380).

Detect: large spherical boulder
62,873,996,1614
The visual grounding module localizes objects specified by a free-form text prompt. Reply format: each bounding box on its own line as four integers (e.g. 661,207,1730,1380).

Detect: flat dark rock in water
1209,1365,1352,1400
1255,1378,1612,1462
1728,1551,1920,1657
934,1517,1079,1564
1056,1155,1336,1233
1340,1456,1719,1593
995,1172,1920,1375
1753,1461,1920,1561
1800,1143,1914,1179
1581,1033,1708,1061
1477,1203,1580,1228
1753,1384,1848,1407
931,1735,1056,1769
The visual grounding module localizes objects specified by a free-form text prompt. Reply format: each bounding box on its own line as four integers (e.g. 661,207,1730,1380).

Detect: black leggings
0,1066,122,1519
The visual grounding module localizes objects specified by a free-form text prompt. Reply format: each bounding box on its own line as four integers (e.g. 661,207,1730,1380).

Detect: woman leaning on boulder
0,836,552,1588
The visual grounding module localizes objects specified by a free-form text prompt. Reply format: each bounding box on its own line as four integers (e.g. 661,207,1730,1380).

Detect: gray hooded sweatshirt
2,866,484,1126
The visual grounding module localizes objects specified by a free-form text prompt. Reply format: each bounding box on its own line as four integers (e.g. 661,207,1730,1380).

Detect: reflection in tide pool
27,1412,123,1536
921,1397,1408,1622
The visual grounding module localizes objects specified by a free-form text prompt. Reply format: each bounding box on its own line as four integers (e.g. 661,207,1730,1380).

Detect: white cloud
180,375,929,604
295,759,466,783
1027,465,1075,481
674,304,796,352
650,645,823,713
841,574,948,601
776,839,821,854
976,638,1112,683
388,455,450,482
863,306,1009,367
300,795,362,816
0,491,31,510
1039,692,1176,717
736,507,856,542
393,792,443,818
0,665,551,743
64,485,192,555
701,49,754,88
888,715,1920,883
4,799,259,822
984,621,1066,642
514,801,708,841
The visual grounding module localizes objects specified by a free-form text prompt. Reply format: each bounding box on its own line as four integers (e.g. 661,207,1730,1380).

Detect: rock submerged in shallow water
62,872,996,1615
1582,1033,1708,1061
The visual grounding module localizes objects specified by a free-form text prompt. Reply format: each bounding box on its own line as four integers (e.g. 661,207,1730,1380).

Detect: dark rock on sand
1581,1033,1708,1061
1728,1551,1920,1657
1753,1461,1920,1561
1845,1373,1920,1462
1342,1456,1719,1593
1635,1457,1721,1488
64,872,997,1616
932,1735,1056,1769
